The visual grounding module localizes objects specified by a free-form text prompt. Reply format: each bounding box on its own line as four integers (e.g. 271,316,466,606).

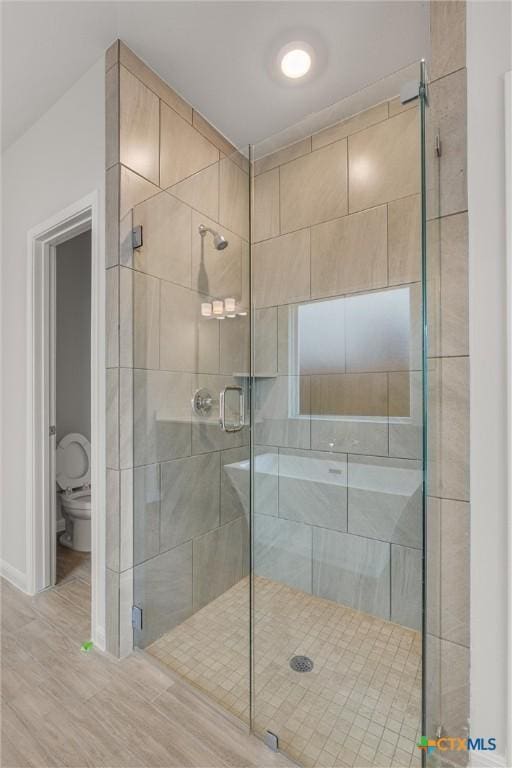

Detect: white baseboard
0,559,29,593
470,752,507,768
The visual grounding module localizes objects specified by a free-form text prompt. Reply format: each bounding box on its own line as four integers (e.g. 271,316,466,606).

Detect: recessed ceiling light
279,42,313,79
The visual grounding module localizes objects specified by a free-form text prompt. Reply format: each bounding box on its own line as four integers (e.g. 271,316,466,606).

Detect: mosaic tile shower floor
147,577,421,768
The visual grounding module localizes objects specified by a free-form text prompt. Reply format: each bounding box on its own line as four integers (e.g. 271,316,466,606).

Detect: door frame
26,191,106,649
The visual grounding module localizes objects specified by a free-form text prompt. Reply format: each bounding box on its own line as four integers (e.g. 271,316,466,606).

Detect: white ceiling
1,1,430,152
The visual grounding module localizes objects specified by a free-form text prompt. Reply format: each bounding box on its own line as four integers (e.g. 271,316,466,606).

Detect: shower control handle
219,385,244,433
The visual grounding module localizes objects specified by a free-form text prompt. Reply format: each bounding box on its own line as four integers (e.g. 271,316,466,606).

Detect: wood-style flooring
0,571,293,768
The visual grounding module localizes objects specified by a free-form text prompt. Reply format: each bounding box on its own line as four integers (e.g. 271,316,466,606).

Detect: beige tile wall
252,94,423,633
105,40,250,657
250,9,471,745
425,0,470,756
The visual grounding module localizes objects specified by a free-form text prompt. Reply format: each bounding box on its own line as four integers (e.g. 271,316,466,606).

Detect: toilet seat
56,433,90,491
56,433,92,552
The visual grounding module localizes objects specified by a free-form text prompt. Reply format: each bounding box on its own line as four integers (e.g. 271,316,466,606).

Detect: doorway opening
53,230,92,594
26,192,105,649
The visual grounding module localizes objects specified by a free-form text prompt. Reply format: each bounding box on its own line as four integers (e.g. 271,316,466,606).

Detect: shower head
198,224,229,251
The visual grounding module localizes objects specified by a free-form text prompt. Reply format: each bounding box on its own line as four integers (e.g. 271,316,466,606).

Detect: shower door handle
219,385,245,432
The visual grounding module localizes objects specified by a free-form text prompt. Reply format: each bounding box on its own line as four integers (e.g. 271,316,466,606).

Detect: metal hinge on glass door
132,225,143,249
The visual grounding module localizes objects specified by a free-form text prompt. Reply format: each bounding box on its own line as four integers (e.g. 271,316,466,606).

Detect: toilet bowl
56,433,91,552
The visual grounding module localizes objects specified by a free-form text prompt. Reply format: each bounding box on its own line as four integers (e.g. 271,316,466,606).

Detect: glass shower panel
251,64,426,767
131,147,252,725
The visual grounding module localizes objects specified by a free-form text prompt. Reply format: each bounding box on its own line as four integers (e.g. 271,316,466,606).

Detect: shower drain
289,655,314,673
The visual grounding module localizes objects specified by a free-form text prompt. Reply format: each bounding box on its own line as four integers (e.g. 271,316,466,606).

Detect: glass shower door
250,64,426,768
130,147,252,725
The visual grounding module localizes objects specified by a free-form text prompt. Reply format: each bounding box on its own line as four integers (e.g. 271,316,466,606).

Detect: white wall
56,230,92,444
1,58,104,586
467,1,511,762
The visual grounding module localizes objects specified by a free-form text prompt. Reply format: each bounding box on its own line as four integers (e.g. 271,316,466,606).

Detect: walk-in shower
128,58,431,768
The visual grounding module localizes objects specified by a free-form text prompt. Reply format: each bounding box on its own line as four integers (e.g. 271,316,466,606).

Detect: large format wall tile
106,469,120,571
133,191,192,287
119,66,159,184
106,165,120,267
191,373,249,453
428,357,469,501
106,267,119,368
133,369,191,466
311,415,388,457
120,206,133,266
105,62,119,170
254,376,310,449
133,542,193,648
219,156,249,240
254,515,312,593
191,210,243,300
133,464,161,566
428,213,469,358
105,568,120,656
119,41,192,123
425,633,441,739
348,455,422,548
312,102,389,150
106,369,119,469
160,452,220,550
192,110,240,159
167,163,219,222
220,314,250,376
119,267,133,367
427,69,467,219
120,166,159,220
133,271,160,369
252,229,310,308
426,496,441,638
440,639,469,737
388,194,421,286
254,137,311,176
278,449,348,531
220,446,249,524
120,469,133,572
160,280,219,373
119,368,133,470
311,206,387,299
430,0,466,82
391,544,422,630
348,108,420,213
253,168,280,243
440,499,469,646
389,371,423,460
254,307,278,376
193,517,248,610
254,447,279,518
160,102,219,188
220,446,279,523
313,527,390,619
280,140,348,232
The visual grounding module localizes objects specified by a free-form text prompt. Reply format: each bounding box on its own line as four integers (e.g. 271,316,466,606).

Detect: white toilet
56,433,92,552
